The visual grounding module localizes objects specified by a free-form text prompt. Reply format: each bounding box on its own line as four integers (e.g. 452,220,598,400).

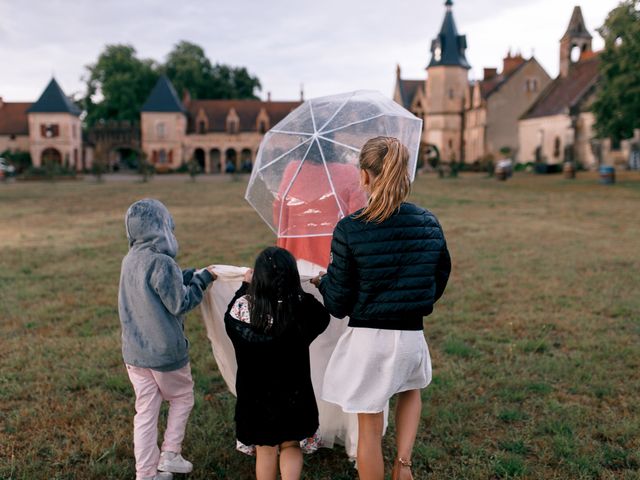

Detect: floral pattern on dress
230,295,252,324
230,295,273,327
236,431,322,456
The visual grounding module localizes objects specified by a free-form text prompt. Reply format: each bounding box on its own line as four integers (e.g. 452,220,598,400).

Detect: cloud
0,0,620,103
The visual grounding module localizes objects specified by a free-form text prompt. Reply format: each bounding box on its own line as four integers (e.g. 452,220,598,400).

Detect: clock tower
425,0,470,163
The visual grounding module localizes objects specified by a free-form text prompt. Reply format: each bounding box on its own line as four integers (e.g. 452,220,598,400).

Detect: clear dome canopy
245,90,423,238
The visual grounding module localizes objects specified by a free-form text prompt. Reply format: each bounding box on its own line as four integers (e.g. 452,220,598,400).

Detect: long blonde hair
357,136,411,223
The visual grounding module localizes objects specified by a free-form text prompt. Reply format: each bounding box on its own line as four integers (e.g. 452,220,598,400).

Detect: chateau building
3,2,631,173
140,76,301,173
518,7,601,168
0,78,86,170
394,0,552,164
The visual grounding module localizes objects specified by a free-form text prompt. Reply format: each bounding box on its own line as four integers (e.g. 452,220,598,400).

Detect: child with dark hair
224,246,330,480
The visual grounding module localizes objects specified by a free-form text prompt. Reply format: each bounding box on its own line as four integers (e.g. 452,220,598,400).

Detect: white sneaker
139,473,172,480
157,451,193,474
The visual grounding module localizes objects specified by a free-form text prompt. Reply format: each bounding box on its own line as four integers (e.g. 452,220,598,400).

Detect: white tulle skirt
199,261,388,460
322,327,432,414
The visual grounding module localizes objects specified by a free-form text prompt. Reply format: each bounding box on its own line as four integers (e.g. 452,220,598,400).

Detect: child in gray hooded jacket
118,198,216,480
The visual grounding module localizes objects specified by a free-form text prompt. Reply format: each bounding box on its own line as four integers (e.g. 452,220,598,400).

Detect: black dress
224,283,330,447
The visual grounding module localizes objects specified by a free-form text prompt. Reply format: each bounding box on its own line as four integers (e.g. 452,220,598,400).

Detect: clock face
435,47,442,61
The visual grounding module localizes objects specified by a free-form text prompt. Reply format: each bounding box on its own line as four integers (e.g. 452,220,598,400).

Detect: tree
592,0,640,142
162,41,216,100
83,44,159,127
162,41,261,100
83,42,262,125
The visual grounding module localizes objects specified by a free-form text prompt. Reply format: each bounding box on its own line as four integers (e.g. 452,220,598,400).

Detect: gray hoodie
118,199,214,371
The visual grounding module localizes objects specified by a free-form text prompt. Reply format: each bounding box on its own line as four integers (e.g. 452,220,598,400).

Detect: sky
0,0,621,103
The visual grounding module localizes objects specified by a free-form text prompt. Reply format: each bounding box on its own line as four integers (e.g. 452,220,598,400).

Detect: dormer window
226,108,240,134
258,120,268,134
227,119,239,134
196,108,209,134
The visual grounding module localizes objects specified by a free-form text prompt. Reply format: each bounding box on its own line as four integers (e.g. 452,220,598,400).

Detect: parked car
0,157,16,179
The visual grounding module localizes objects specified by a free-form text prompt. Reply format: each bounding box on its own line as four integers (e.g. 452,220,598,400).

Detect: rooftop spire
141,76,184,113
562,6,592,40
27,77,81,116
428,0,470,69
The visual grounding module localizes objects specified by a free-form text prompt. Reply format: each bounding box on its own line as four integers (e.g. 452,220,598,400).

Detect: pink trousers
126,363,195,479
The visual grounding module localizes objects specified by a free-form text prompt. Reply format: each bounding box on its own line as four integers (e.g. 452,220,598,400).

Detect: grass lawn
1,172,639,479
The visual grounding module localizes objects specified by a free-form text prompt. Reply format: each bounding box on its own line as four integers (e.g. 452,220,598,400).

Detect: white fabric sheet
200,261,388,459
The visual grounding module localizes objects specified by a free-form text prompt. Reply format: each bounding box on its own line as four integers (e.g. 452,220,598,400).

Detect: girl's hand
310,272,326,288
243,268,254,283
205,266,218,281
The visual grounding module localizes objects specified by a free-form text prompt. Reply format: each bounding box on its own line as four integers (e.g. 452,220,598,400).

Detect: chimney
483,68,498,81
396,64,401,79
267,91,271,102
182,89,191,106
503,51,525,75
300,84,304,102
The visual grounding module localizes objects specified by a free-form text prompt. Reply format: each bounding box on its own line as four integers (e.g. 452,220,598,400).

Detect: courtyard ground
1,172,639,479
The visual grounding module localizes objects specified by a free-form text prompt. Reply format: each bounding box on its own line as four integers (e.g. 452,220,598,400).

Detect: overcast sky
0,0,620,103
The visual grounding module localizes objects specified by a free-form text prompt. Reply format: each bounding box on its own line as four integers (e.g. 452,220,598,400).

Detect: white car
0,157,16,177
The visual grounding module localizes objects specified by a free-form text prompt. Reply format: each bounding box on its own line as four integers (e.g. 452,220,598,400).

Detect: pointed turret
141,76,184,112
562,6,593,41
27,78,81,116
559,6,593,77
428,0,470,69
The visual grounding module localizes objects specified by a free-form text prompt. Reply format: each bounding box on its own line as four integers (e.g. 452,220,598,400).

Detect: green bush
1,150,32,174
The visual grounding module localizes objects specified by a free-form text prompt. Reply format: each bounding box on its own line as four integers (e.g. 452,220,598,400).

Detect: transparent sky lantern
245,90,423,239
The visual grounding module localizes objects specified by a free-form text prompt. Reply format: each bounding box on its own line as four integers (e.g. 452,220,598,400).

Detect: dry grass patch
1,172,639,479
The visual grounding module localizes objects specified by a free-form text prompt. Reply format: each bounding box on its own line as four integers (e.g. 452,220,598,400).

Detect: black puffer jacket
318,202,451,330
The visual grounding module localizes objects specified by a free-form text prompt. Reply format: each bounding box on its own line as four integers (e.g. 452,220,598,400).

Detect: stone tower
140,75,187,171
27,78,82,170
425,0,471,163
559,6,592,78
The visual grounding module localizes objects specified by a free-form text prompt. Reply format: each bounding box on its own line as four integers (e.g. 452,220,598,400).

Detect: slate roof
479,59,530,99
522,55,600,120
26,78,81,116
397,79,425,109
428,0,471,69
562,6,593,40
141,76,185,113
186,100,301,133
0,102,32,135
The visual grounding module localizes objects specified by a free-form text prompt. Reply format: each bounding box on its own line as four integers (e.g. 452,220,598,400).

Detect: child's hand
243,268,253,283
206,266,218,281
310,272,326,288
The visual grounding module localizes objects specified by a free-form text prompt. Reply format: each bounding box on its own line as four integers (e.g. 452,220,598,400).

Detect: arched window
570,45,581,63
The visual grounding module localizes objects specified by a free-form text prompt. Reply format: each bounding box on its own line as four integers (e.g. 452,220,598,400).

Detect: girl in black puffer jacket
312,136,451,480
